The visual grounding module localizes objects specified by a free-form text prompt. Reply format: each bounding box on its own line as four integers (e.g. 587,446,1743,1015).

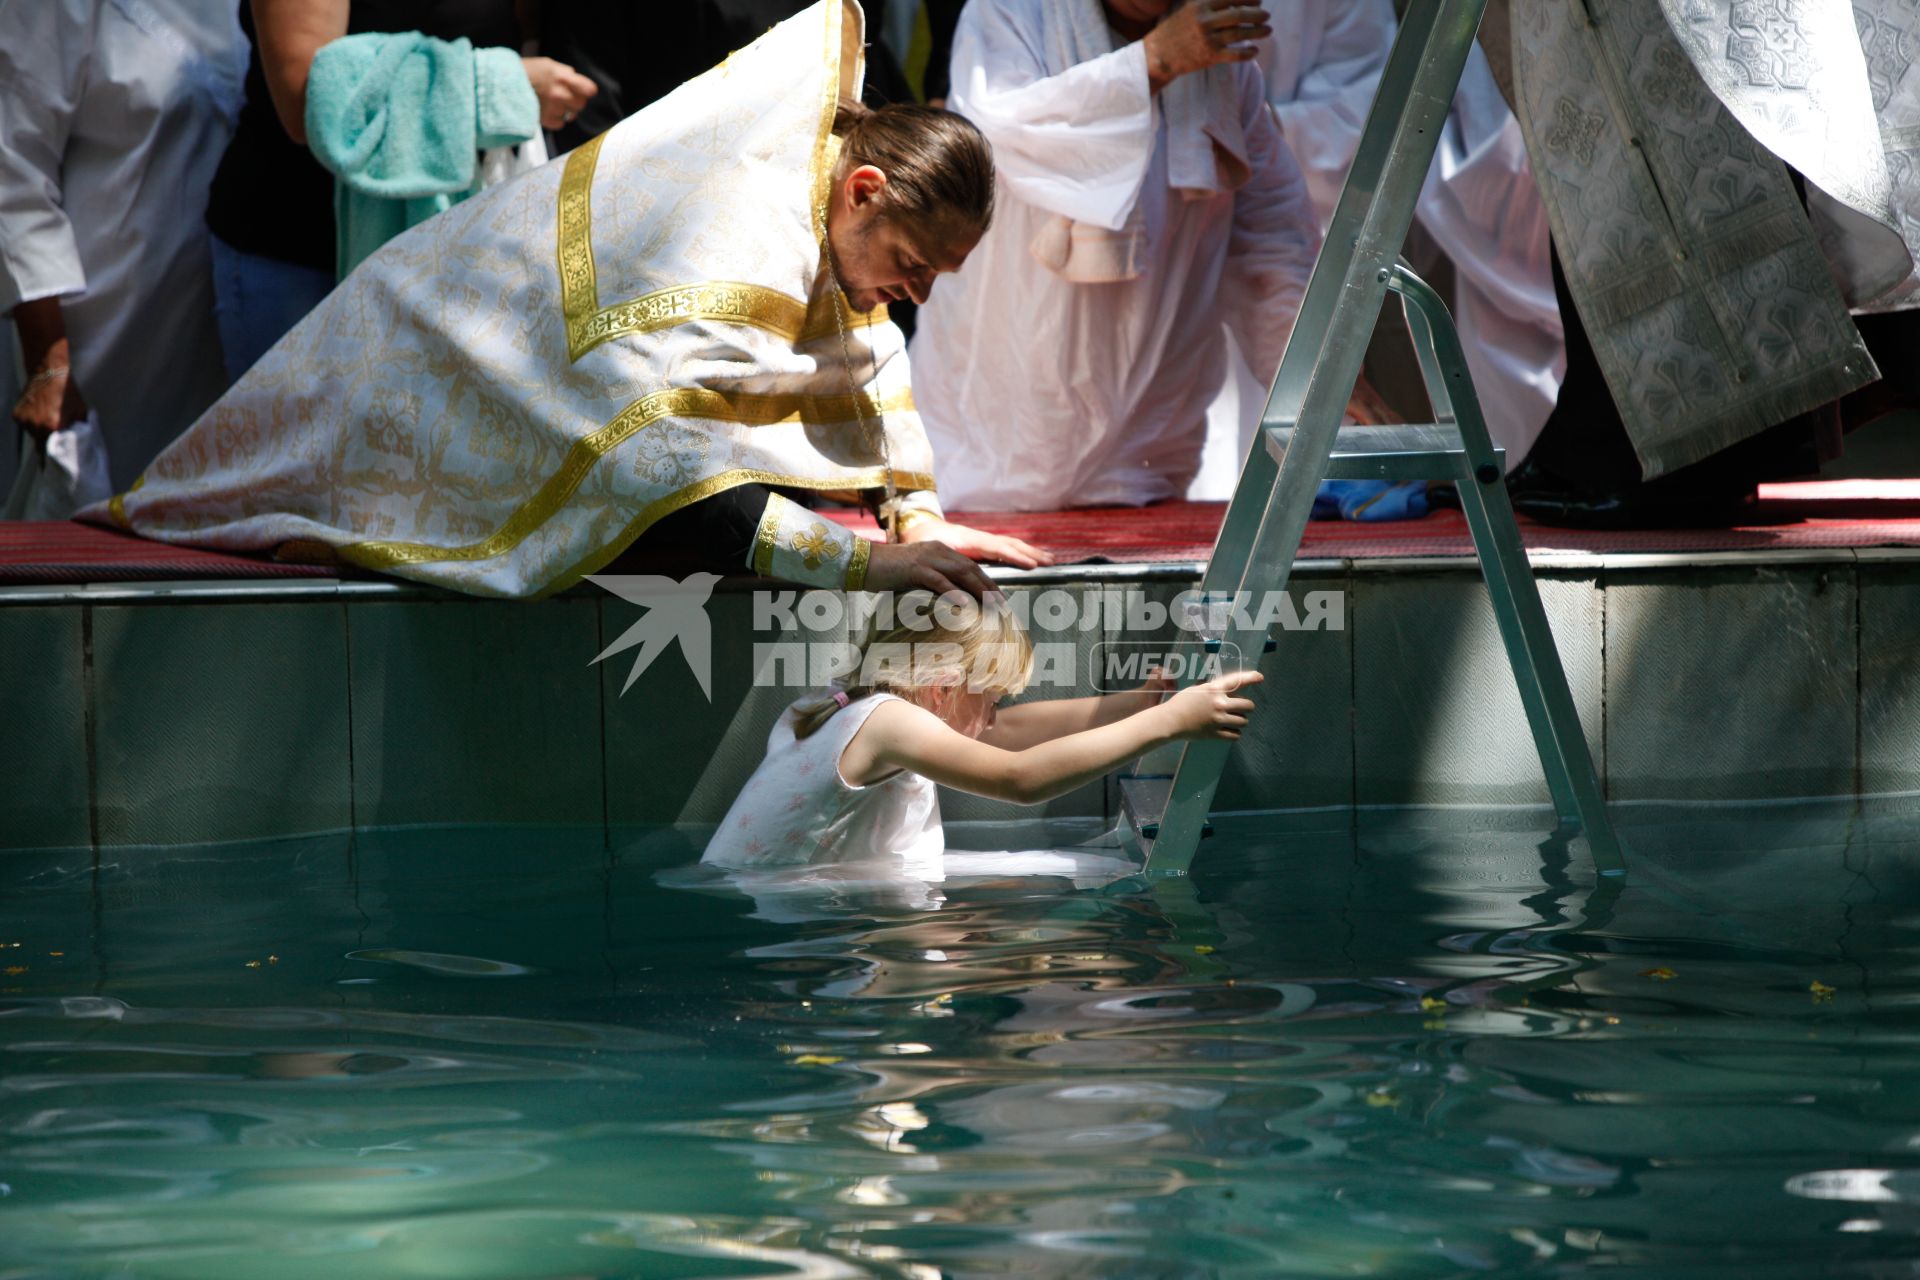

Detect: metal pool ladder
1121,0,1623,877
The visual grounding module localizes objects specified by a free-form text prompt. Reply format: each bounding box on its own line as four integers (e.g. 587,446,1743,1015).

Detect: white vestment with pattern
86,0,939,597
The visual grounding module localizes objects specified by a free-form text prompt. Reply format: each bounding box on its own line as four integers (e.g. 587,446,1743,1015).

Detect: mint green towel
305,32,538,278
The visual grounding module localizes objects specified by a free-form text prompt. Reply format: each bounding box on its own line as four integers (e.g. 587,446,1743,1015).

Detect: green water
4,805,1920,1278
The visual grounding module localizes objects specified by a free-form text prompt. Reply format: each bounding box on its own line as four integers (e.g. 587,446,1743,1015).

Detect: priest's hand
1143,1,1272,93
865,539,1002,600
898,517,1053,570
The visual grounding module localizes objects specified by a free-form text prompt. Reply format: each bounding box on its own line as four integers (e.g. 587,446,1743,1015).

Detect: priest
87,0,1042,598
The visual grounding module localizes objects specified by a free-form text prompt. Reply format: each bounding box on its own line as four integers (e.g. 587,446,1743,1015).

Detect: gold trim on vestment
844,531,870,590
556,134,602,358
556,1,864,362
810,2,848,247
557,137,816,361
750,499,783,577
105,472,146,529
334,384,920,576
797,296,889,346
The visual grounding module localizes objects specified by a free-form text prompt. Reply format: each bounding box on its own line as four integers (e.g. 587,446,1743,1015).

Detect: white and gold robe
85,0,940,597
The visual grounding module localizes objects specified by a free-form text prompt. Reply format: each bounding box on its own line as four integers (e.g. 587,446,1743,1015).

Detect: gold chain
819,185,897,543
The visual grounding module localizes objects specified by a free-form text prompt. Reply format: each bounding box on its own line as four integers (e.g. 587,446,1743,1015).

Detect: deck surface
5,481,1918,586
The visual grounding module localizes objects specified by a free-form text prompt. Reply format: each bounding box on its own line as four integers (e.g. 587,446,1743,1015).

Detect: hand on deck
864,539,1003,600
897,517,1053,570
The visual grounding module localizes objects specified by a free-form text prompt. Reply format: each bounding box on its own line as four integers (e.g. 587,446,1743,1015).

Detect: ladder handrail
1198,0,1491,604
1144,0,1493,871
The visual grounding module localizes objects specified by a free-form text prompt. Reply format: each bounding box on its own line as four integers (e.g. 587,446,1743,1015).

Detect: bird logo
586,572,722,699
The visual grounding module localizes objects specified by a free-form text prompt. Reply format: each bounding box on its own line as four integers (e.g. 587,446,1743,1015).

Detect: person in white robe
909,0,1321,512
1252,0,1564,472
87,1,1043,598
0,0,245,510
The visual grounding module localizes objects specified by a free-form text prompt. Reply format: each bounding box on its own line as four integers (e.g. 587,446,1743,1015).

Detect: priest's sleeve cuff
878,488,945,536
748,492,872,589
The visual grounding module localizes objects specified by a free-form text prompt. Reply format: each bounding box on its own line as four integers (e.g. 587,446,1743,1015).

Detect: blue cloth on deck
304,32,537,278
1312,480,1431,521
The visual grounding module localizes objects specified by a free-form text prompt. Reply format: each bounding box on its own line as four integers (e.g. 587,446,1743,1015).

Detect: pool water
5,804,1920,1278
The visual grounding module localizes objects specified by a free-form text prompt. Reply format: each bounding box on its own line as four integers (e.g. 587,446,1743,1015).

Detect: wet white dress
702,693,944,879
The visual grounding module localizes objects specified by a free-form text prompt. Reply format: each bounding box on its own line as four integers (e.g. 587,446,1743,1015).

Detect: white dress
702,692,944,880
0,0,245,492
909,0,1320,512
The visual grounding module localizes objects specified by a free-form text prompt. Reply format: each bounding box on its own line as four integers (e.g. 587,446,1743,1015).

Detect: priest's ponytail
832,99,995,236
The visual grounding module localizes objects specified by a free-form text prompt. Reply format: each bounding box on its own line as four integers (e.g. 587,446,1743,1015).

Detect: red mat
0,522,335,583
5,483,1919,587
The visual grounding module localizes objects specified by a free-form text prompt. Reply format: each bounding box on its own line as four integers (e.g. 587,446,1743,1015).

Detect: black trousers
1521,241,1825,496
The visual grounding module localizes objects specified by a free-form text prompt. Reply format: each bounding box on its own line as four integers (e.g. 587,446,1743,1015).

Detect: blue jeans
208,234,335,384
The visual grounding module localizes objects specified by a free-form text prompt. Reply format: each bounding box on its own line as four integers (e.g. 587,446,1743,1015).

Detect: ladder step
1119,774,1213,846
1265,422,1503,482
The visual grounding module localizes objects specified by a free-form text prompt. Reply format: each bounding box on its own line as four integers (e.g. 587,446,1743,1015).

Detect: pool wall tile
0,607,90,852
348,599,604,828
1352,572,1604,806
1603,565,1857,801
605,587,843,826
1860,564,1920,795
91,602,353,846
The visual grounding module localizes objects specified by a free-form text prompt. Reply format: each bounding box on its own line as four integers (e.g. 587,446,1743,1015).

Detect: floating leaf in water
792,1054,843,1066
1810,981,1837,1002
1640,967,1678,981
245,961,261,969
1364,1089,1395,1107
2,966,24,977
1193,945,1215,954
1420,996,1447,1012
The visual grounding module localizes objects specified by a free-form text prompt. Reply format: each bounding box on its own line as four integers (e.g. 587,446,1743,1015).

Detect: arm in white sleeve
0,0,95,310
1224,74,1324,387
946,0,1156,230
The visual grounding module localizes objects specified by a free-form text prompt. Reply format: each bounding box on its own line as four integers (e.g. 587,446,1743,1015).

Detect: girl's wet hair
831,99,995,238
791,593,1033,739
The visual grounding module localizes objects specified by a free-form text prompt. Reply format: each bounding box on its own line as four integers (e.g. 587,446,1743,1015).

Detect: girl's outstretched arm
979,673,1176,751
842,672,1263,805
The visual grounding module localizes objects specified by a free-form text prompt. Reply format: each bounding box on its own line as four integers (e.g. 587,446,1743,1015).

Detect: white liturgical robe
88,2,942,597
910,0,1320,512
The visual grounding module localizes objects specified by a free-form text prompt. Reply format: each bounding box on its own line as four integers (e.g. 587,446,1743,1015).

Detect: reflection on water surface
4,804,1920,1277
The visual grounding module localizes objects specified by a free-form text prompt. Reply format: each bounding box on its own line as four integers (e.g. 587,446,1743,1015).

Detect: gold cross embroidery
791,522,836,571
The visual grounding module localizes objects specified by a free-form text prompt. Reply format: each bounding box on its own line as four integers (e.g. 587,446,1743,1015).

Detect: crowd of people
4,0,1915,569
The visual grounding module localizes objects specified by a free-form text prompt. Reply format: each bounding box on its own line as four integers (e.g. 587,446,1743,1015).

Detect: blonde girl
702,593,1261,874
